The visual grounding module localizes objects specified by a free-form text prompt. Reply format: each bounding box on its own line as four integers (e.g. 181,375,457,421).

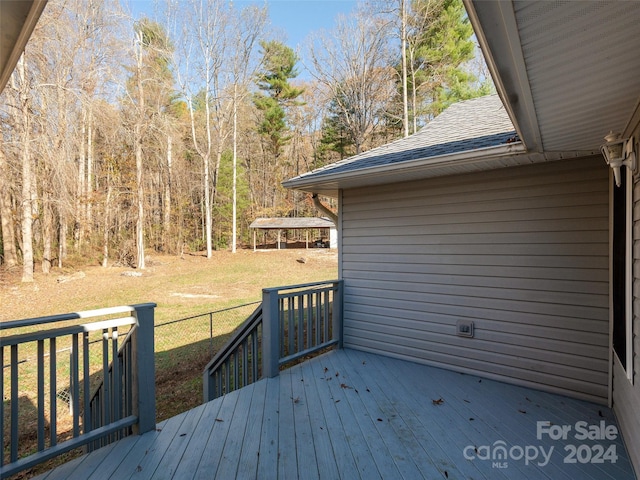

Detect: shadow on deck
34,349,636,480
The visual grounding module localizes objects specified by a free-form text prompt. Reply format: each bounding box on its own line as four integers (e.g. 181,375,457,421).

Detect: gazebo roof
249,217,335,230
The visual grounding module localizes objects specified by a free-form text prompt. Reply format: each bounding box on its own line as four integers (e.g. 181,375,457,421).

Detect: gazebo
249,217,337,251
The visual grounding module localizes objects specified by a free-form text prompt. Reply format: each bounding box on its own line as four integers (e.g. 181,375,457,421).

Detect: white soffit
0,1,47,93
469,0,640,153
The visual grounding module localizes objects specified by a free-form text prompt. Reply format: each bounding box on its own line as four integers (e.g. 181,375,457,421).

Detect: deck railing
203,280,343,401
0,303,156,479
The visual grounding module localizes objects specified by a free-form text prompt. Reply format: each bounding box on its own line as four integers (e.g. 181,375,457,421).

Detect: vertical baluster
101,329,110,430
306,293,313,348
10,345,18,462
288,296,295,356
118,355,125,440
126,340,133,418
112,328,120,423
253,325,260,380
224,359,230,394
37,340,45,451
215,369,222,399
279,297,285,358
71,334,80,437
315,291,321,345
247,332,254,383
297,294,304,353
242,338,249,386
0,347,4,467
323,290,329,341
49,338,57,446
83,332,91,435
233,351,239,391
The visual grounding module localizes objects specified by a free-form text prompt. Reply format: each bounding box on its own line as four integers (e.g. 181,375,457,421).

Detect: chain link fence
2,301,263,455
153,301,261,420
154,301,261,357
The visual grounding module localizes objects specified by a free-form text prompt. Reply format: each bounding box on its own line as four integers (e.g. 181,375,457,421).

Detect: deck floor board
34,349,637,480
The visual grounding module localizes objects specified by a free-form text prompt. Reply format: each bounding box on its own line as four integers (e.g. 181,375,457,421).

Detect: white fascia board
463,0,541,153
282,142,526,193
0,0,48,93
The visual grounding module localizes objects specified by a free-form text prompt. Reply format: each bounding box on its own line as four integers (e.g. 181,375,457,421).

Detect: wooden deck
35,349,636,480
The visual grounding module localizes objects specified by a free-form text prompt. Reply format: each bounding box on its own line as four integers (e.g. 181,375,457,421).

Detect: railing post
262,288,280,378
333,281,343,349
131,303,156,434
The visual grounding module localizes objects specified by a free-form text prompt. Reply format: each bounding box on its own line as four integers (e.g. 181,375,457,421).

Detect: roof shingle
286,94,516,183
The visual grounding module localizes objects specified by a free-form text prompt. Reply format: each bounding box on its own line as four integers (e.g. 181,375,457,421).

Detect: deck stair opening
203,280,343,402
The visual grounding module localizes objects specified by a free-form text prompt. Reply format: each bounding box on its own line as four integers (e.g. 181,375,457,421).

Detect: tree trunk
75,108,86,247
41,191,52,274
232,86,238,253
20,142,34,283
136,130,145,269
164,134,172,252
410,47,418,134
135,30,146,270
401,0,409,138
17,56,34,282
0,146,18,267
102,183,112,267
86,104,94,234
58,214,67,267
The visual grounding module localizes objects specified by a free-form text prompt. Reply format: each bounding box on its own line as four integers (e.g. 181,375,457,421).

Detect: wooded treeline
0,0,491,281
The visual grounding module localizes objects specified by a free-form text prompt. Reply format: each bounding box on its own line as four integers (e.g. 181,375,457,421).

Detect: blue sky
129,1,357,49
251,0,357,48
129,0,357,78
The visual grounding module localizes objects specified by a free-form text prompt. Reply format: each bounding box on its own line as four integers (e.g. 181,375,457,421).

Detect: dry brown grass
1,246,338,478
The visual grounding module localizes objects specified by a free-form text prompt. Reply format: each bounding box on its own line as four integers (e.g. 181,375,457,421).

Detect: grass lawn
1,247,338,477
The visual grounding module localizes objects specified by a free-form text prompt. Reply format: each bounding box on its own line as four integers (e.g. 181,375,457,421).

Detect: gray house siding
341,156,610,403
612,137,640,474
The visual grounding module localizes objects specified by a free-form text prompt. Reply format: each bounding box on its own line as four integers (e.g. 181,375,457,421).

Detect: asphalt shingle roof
288,94,516,182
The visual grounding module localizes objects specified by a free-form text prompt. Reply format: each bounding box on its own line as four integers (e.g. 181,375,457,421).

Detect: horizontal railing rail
0,303,156,479
203,280,343,402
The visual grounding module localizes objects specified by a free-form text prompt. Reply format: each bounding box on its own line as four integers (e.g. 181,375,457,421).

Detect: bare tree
176,0,231,258
227,5,267,252
308,8,396,154
0,144,18,267
14,55,35,282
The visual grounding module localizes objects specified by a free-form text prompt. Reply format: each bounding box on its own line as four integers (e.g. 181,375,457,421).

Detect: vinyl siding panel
341,156,609,403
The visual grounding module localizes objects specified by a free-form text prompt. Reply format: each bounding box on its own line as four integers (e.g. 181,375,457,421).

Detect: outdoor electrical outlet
456,320,474,338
